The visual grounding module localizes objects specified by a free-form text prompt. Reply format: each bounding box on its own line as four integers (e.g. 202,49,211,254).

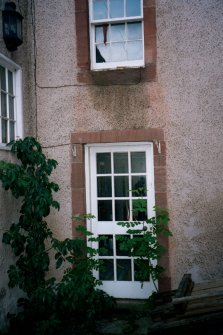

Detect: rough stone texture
156,0,223,287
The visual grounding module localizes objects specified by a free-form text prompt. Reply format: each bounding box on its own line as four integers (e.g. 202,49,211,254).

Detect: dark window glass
0,66,6,91
97,153,111,174
10,121,15,142
99,235,113,256
99,259,114,280
117,259,132,281
131,152,146,173
115,200,130,221
1,92,7,117
2,119,7,143
97,176,112,197
114,176,129,197
132,176,147,196
98,200,113,221
114,152,128,173
8,71,13,94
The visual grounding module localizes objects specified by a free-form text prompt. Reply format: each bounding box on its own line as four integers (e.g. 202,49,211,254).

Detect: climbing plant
117,192,172,291
0,138,114,335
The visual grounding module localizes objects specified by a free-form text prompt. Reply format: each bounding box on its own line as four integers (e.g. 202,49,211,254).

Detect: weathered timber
174,273,194,298
150,274,223,333
173,289,223,305
148,310,223,334
173,273,194,314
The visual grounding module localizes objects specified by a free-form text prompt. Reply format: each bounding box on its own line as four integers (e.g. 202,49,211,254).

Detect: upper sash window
89,0,144,70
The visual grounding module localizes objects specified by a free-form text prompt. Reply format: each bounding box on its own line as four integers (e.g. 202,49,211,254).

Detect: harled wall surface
33,0,223,288
157,0,223,286
0,0,222,330
0,0,36,329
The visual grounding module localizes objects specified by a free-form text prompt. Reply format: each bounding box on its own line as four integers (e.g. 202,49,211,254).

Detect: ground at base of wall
66,312,223,335
66,300,153,335
95,299,152,334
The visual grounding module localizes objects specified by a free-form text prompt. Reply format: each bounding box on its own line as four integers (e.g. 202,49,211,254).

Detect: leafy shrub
0,138,115,335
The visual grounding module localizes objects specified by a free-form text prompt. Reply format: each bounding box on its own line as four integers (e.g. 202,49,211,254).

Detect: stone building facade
0,0,222,330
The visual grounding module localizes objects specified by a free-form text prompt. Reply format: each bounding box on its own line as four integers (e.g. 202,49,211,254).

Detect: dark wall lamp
2,2,23,51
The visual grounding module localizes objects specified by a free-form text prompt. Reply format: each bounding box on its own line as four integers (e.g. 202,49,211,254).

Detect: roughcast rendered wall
156,0,223,287
0,0,35,329
1,2,223,330
33,0,223,289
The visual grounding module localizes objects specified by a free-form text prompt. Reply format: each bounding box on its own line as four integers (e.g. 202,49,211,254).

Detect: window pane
99,235,113,256
126,0,141,17
115,200,129,221
110,24,125,42
132,176,147,196
117,259,132,281
97,176,112,197
95,25,110,43
9,96,14,119
110,0,124,18
1,92,7,117
114,176,129,197
114,152,128,173
133,199,147,221
2,119,7,143
99,259,114,280
93,0,108,20
8,71,13,94
131,152,146,172
97,153,111,173
96,44,110,63
0,66,6,91
111,42,126,62
10,121,15,141
127,41,143,60
116,235,130,256
98,200,113,221
127,22,142,40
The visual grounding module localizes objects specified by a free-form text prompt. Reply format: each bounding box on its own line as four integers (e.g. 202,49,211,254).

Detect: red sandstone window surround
75,0,157,83
71,128,171,292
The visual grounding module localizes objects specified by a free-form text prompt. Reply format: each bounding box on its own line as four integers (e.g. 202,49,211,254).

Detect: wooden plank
187,297,223,311
173,274,194,314
173,289,223,305
193,279,223,292
191,286,223,298
149,310,223,333
183,302,223,317
174,273,194,298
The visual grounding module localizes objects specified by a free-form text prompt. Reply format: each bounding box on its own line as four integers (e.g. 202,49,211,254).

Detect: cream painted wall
0,0,223,330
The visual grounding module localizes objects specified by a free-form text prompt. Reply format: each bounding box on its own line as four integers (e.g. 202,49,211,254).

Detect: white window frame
88,0,145,71
0,53,23,150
